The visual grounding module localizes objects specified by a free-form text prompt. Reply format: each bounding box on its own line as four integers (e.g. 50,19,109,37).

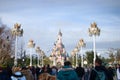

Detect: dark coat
75,66,85,78
89,66,113,80
57,66,79,80
0,70,11,80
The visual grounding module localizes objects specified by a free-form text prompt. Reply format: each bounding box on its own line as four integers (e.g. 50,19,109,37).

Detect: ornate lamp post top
71,51,75,56
27,39,35,48
88,22,100,36
77,39,86,48
41,50,45,56
36,46,40,51
14,23,21,29
12,23,23,36
36,46,41,54
73,47,79,53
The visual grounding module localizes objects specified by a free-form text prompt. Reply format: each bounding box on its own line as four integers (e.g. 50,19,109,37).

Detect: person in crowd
30,66,37,80
46,64,52,75
75,63,85,80
116,64,120,80
40,65,48,73
36,66,41,80
0,66,11,80
51,66,58,76
57,61,79,80
6,65,13,78
107,65,115,80
11,67,26,80
84,66,90,80
11,72,26,80
21,66,34,80
40,64,52,74
38,73,50,80
89,58,112,80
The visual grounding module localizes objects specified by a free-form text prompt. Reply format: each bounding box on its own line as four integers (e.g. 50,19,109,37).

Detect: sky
0,0,120,57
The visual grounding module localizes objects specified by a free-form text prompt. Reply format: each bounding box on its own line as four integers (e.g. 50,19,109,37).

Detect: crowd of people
0,58,120,80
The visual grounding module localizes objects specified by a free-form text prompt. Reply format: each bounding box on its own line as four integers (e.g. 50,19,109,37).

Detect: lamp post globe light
11,23,23,66
88,22,100,67
36,46,41,67
84,60,87,66
78,39,86,67
27,40,35,66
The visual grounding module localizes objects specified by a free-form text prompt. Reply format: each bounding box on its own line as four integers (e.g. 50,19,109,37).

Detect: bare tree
0,21,14,66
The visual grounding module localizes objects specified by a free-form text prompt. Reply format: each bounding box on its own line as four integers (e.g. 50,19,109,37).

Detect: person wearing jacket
89,58,112,80
57,61,79,80
0,67,11,80
75,63,85,80
21,67,34,80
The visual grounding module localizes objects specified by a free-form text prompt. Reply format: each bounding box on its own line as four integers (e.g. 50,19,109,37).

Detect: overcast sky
0,0,120,56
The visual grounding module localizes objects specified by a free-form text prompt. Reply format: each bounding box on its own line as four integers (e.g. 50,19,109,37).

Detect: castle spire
58,29,62,36
57,29,62,44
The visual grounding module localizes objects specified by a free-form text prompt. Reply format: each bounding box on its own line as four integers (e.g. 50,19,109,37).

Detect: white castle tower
50,30,66,66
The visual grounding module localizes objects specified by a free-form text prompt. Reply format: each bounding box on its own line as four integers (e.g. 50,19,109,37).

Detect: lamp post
11,23,23,66
77,39,86,67
88,22,100,67
73,47,79,67
27,40,35,66
114,50,117,64
71,51,75,67
41,50,44,67
36,46,41,67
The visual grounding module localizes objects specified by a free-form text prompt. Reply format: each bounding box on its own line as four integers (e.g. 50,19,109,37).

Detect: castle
50,30,67,66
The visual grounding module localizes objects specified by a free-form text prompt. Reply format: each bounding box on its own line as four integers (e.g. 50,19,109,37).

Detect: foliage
43,57,52,65
85,51,94,65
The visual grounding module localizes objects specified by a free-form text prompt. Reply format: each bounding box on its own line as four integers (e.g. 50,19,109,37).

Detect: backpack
93,69,106,80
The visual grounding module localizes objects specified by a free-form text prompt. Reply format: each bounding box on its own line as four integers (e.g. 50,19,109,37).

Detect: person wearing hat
11,67,26,80
11,71,26,80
